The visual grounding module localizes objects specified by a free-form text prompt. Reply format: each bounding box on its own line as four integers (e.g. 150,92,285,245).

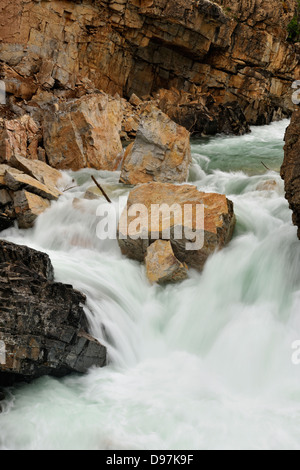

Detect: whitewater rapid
1,119,300,450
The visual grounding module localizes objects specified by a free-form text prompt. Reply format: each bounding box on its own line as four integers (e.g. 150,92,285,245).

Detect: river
1,119,300,450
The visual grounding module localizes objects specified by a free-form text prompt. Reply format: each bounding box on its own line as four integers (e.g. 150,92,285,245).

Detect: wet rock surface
0,240,107,386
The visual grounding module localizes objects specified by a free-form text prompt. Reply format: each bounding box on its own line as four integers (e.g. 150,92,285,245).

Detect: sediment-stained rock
120,105,191,185
0,240,106,386
118,182,236,271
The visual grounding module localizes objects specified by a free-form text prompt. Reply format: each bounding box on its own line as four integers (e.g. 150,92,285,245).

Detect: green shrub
287,16,300,42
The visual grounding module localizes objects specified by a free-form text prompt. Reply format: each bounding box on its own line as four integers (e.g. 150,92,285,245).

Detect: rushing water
1,119,300,450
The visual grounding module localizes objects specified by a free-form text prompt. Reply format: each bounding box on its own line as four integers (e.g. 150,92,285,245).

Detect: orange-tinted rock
0,0,298,135
43,94,123,171
4,170,61,201
145,240,188,284
9,154,63,190
13,190,50,229
0,115,40,163
118,182,236,270
120,105,191,185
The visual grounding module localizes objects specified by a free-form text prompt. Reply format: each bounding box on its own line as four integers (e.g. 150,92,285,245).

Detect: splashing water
1,119,300,450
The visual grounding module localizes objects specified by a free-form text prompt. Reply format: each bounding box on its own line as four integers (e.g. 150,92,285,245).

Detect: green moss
288,16,300,41
287,1,300,42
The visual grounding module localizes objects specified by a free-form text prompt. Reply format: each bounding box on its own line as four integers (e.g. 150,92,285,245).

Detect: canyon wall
281,109,300,238
0,0,299,137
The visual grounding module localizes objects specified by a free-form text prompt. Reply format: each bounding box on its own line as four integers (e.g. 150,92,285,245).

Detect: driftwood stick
63,185,78,192
261,161,272,171
91,175,112,203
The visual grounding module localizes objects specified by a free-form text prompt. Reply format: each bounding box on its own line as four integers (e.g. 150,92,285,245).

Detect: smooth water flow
1,119,300,450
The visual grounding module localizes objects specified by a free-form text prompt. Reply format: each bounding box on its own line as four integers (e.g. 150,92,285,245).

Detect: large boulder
43,93,124,171
281,109,300,238
0,240,106,386
119,105,191,185
117,182,236,271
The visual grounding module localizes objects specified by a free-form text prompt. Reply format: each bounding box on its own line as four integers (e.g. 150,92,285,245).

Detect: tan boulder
0,158,63,231
43,94,124,171
0,164,22,185
119,105,191,185
9,154,63,190
4,170,61,201
13,190,50,229
145,240,188,284
118,182,236,271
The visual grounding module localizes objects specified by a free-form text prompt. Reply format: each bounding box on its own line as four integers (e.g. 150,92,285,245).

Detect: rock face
0,240,106,386
154,88,250,136
118,182,236,271
120,105,191,185
145,240,188,284
281,109,300,238
0,157,62,231
0,0,298,147
0,115,41,162
43,93,124,171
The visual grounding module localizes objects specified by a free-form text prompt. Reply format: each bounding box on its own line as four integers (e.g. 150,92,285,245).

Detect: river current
1,119,300,450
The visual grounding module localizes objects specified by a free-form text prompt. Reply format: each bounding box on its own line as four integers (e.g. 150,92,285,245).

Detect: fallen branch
261,161,274,172
91,175,112,203
63,185,78,192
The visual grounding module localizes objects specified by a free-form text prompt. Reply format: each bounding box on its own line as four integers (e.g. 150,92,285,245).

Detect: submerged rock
120,105,191,185
0,240,106,386
118,182,236,271
281,110,300,239
145,240,188,284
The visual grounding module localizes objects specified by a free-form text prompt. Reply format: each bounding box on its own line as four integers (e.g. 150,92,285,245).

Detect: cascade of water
1,120,300,450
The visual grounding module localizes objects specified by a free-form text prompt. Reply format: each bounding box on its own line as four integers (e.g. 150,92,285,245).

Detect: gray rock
0,240,106,386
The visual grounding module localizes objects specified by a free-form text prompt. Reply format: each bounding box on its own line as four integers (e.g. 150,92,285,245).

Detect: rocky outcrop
154,88,250,136
0,240,106,386
0,0,298,148
120,105,191,185
43,93,124,171
0,156,63,231
0,115,41,163
118,182,236,271
145,240,188,284
281,109,300,238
